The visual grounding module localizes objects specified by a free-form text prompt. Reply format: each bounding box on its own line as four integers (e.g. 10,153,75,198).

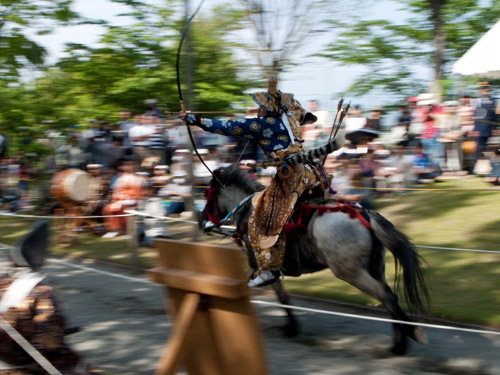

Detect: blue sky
31,0,431,114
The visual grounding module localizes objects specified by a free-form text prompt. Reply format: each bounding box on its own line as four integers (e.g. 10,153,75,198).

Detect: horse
200,166,430,355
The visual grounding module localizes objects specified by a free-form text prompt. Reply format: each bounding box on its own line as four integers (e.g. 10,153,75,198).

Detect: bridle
203,182,224,226
202,174,256,233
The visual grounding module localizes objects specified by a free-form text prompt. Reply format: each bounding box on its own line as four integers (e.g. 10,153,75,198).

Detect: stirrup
248,270,276,288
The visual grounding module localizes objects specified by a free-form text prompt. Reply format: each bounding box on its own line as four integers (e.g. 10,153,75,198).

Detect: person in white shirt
344,105,367,132
375,142,416,190
128,115,154,166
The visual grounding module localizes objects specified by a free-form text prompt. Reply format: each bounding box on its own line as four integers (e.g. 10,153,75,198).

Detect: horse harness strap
285,202,373,234
203,186,255,231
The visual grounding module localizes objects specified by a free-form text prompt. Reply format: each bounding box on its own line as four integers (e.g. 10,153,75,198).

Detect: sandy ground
1,251,500,375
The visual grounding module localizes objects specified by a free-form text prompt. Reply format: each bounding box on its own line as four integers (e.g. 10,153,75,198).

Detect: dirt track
1,251,500,375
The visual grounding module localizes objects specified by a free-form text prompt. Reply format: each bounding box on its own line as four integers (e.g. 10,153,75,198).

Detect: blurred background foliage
0,0,499,136
0,0,254,134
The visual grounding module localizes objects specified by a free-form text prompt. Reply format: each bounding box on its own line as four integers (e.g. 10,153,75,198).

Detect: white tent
452,19,500,79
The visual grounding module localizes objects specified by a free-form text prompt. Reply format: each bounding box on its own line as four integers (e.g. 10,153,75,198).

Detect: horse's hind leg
271,279,299,337
380,284,425,355
339,269,421,355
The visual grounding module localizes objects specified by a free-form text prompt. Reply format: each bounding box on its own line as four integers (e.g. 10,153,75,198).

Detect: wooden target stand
53,204,104,247
148,239,268,375
53,205,85,247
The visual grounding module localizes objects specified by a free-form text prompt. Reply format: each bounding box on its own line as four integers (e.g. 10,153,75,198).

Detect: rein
203,182,256,231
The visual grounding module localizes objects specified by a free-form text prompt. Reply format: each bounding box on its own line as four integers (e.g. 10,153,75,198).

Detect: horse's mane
212,165,265,194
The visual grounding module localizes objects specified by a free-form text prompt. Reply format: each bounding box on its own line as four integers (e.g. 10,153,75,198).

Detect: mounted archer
179,77,344,287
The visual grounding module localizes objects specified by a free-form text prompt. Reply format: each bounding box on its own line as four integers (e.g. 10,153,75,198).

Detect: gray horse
201,166,430,355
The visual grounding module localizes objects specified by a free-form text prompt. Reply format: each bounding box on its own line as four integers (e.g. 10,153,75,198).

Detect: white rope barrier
45,258,500,338
0,212,133,219
123,209,237,232
1,210,499,255
251,300,500,337
48,258,153,284
124,212,500,254
416,245,500,254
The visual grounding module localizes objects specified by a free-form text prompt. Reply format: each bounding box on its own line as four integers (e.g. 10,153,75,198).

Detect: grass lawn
1,176,499,327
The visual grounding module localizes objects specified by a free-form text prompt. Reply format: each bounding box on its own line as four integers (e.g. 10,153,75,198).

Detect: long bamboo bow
175,0,224,186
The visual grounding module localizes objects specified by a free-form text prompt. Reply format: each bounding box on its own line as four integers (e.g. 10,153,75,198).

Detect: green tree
0,0,84,80
23,1,251,129
319,0,500,99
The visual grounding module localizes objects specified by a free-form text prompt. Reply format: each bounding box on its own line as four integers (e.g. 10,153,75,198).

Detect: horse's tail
367,210,430,313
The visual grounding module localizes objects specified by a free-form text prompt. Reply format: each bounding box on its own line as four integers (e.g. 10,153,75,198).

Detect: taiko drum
50,169,91,202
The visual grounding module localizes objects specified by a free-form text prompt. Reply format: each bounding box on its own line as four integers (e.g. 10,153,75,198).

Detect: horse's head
200,165,264,231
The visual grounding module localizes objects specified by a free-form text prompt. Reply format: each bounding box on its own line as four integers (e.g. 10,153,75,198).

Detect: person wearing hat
144,98,163,118
179,77,328,287
0,221,94,373
472,82,498,164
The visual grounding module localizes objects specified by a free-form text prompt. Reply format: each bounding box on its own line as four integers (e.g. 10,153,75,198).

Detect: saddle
281,196,373,277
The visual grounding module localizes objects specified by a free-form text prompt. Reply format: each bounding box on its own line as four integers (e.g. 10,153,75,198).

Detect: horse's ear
211,167,226,187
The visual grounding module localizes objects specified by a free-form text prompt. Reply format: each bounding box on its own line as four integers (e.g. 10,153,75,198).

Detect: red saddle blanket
283,202,372,235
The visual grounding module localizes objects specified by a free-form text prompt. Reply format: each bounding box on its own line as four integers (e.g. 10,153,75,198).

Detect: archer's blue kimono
185,113,303,160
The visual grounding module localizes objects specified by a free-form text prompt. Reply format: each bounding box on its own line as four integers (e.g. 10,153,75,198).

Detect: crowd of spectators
318,82,500,208
0,84,499,242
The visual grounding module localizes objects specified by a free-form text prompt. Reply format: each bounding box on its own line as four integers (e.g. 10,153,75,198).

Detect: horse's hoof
412,326,428,344
282,322,299,337
390,341,408,356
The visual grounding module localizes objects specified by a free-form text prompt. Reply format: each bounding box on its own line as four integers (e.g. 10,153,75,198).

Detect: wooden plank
161,289,226,375
208,296,268,375
151,239,268,375
148,267,247,299
155,292,200,375
183,298,226,375
154,239,248,280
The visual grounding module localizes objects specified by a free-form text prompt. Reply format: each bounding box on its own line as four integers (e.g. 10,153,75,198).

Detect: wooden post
149,239,268,375
126,214,141,269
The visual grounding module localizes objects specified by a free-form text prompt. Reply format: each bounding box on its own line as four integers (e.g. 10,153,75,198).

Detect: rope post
127,214,141,269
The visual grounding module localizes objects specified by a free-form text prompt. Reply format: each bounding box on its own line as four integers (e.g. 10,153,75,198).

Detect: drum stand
53,205,82,247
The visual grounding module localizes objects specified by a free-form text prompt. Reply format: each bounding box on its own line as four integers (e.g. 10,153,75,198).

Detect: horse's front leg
271,279,299,337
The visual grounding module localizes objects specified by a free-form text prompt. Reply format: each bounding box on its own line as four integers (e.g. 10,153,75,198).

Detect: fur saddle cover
280,195,373,277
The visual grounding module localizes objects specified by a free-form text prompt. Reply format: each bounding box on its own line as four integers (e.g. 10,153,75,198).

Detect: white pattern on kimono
263,128,273,138
204,119,213,128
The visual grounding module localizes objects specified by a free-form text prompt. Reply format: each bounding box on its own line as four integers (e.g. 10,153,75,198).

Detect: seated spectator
331,160,374,209
138,183,170,246
158,177,191,216
375,142,416,191
411,143,441,183
151,165,170,187
102,160,147,236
